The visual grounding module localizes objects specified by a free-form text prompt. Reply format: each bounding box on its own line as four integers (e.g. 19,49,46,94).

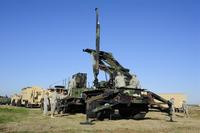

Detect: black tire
16,100,21,107
11,100,16,106
96,111,104,121
133,112,147,120
96,109,113,121
25,101,29,108
28,104,33,108
119,109,132,118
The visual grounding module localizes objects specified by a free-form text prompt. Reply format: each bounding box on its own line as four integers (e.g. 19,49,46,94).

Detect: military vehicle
158,93,187,112
56,73,87,114
0,96,11,105
81,8,172,123
11,94,22,106
11,86,44,108
40,73,87,113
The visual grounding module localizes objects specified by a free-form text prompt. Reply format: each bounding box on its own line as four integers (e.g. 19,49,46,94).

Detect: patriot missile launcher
81,8,173,123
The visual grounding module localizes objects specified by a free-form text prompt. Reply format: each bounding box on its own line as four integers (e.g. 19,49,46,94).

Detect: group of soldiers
43,89,67,118
114,72,141,88
169,98,189,121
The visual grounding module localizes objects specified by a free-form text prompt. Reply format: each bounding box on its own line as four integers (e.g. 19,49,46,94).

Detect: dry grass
0,105,200,133
0,106,28,124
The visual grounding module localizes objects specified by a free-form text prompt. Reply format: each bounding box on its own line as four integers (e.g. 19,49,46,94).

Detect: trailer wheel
25,102,33,108
96,111,104,121
119,109,132,118
25,101,29,108
28,104,33,108
96,109,113,121
16,100,21,107
11,100,16,106
133,112,146,120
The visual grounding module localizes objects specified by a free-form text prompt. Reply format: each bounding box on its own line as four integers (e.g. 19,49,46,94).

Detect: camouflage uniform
182,100,189,118
114,72,126,88
68,78,76,96
43,94,49,115
50,91,59,118
129,74,141,88
59,93,67,99
169,98,175,121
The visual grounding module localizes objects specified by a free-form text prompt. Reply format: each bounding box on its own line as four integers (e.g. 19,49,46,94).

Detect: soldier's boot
51,114,55,118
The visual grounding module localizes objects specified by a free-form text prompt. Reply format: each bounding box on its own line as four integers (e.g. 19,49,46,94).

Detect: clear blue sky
0,0,199,104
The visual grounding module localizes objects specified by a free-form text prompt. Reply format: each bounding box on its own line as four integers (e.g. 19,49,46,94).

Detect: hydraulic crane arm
83,48,132,79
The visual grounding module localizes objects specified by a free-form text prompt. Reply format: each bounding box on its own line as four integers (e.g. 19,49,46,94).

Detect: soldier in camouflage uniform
50,90,59,118
43,92,49,116
114,72,126,88
129,74,141,88
59,90,68,99
68,77,76,96
182,100,189,118
169,98,175,121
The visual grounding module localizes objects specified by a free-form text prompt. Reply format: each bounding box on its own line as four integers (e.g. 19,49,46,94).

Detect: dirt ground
0,106,200,133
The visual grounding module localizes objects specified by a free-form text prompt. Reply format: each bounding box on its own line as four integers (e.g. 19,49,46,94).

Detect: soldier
59,90,68,99
43,92,49,116
68,77,76,96
114,72,126,88
129,74,141,88
50,89,59,118
182,100,189,118
169,98,175,122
